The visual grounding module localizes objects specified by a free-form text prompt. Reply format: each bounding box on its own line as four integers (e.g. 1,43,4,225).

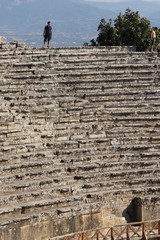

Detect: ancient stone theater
0,43,160,240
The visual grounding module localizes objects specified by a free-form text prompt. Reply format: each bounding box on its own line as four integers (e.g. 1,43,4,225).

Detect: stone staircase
0,44,160,239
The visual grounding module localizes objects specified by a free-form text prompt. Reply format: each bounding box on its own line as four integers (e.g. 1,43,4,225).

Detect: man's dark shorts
44,36,51,42
151,38,156,45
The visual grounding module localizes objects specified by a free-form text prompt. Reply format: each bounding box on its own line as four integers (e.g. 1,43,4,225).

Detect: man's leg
43,37,46,47
47,38,50,48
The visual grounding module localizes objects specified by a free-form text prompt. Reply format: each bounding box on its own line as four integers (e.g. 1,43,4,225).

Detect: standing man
43,21,52,48
150,28,156,52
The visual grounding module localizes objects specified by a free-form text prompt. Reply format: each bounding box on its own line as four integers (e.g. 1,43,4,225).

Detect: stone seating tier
0,45,160,239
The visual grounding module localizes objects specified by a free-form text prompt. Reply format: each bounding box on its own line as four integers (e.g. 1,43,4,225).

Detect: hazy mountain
0,0,160,47
0,0,116,47
84,0,160,27
84,0,160,16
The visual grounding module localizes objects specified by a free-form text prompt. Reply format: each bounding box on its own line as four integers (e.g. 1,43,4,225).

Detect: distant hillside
84,0,160,27
1,0,160,47
0,0,116,47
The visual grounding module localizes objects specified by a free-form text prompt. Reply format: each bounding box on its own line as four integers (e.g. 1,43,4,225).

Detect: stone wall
0,44,160,240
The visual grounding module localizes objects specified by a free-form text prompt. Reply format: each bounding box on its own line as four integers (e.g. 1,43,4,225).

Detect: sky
89,0,160,1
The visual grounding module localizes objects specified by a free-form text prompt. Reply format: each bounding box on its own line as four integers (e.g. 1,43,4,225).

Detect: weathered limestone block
0,45,160,239
0,36,6,45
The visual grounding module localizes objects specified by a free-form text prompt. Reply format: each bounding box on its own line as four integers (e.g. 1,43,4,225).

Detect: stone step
2,70,155,84
60,77,157,87
52,56,155,65
0,184,76,208
13,46,134,55
0,195,85,220
0,184,160,221
50,144,160,159
0,46,133,59
0,46,157,63
1,127,159,155
0,199,102,222
81,177,160,193
0,161,159,202
73,168,160,182
2,59,156,73
78,95,160,106
47,49,155,59
1,82,158,100
1,148,160,169
1,71,156,87
0,174,159,212
53,63,155,71
1,101,159,117
59,151,160,165
57,76,157,88
59,104,160,115
0,153,56,167
0,44,159,230
0,177,74,195
1,124,160,147
2,99,158,114
20,56,157,67
56,70,156,81
0,157,158,182
0,193,159,233
1,136,159,162
1,84,158,102
0,162,63,177
70,160,160,171
1,128,159,155
12,62,45,68
6,64,155,78
0,55,19,61
83,186,160,201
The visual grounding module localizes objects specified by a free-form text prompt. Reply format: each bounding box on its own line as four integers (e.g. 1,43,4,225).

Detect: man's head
48,21,51,25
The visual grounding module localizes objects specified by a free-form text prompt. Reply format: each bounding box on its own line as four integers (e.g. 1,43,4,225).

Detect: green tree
114,9,151,51
155,27,160,55
90,38,97,46
96,18,115,46
91,9,153,51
